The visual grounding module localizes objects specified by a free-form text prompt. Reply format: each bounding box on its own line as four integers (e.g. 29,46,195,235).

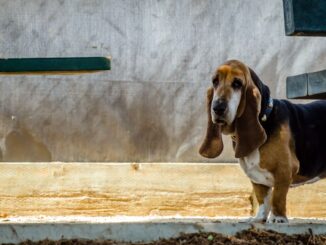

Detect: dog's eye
212,77,219,87
232,79,242,89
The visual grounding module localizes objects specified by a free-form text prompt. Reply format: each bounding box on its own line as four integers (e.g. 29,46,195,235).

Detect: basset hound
199,60,326,223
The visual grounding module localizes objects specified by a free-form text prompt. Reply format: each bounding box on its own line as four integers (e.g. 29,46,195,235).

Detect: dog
199,60,326,223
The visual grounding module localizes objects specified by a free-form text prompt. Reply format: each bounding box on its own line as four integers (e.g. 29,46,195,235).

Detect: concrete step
1,217,326,243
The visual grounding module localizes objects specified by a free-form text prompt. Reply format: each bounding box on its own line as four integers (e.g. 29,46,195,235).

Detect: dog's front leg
267,172,291,223
250,182,272,222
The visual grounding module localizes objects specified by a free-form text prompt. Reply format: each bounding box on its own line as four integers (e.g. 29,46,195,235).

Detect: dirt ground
10,229,326,245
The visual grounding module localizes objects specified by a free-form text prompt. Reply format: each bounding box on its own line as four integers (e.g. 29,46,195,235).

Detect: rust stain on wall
3,120,51,162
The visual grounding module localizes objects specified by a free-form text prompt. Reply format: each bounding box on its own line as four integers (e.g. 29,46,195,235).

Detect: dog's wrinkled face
200,60,267,159
211,64,246,126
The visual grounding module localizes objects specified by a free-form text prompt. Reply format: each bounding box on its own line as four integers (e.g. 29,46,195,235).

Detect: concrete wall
0,0,326,162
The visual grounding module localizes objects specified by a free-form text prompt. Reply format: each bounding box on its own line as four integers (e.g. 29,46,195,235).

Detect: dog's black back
264,99,326,178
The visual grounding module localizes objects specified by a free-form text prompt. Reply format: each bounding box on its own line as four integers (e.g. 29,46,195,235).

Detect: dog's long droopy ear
234,84,267,158
199,87,223,158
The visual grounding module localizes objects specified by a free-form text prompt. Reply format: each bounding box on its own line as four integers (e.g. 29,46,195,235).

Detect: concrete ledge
286,69,326,99
0,217,326,243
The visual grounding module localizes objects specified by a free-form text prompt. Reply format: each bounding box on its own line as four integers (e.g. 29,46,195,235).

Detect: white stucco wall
0,0,325,162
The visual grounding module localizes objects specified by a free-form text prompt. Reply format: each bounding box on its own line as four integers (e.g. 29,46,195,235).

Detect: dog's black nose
213,99,227,116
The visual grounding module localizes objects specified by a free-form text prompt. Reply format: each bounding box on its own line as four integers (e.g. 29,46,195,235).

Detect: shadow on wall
109,83,170,162
1,118,51,162
0,81,210,162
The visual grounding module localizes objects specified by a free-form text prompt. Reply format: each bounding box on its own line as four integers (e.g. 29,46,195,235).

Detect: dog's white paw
246,204,270,223
246,216,267,223
267,213,288,223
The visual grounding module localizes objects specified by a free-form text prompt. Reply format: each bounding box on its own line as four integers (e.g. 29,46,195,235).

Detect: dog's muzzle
212,99,228,124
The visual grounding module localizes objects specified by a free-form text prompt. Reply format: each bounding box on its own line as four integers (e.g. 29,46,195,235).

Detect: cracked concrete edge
0,217,326,243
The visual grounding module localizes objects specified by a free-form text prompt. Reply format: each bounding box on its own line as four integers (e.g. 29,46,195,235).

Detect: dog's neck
249,68,273,123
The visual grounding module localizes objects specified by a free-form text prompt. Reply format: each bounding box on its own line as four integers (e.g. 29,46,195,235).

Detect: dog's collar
249,68,273,123
260,97,273,122
231,135,236,142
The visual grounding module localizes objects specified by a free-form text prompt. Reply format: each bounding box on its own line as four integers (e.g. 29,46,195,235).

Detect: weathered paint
0,163,326,218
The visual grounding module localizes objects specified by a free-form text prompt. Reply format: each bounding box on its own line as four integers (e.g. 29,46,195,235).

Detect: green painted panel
0,57,110,74
286,70,326,99
283,0,326,36
286,74,308,99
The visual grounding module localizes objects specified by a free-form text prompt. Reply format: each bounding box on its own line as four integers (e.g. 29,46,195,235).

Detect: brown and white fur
199,60,318,223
